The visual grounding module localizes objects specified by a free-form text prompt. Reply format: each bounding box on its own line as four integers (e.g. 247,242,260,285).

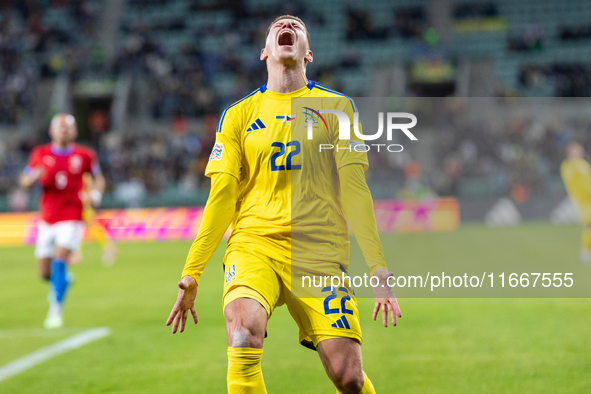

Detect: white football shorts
35,220,86,259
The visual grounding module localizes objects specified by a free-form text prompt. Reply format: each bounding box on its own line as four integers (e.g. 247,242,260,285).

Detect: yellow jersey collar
259,80,316,100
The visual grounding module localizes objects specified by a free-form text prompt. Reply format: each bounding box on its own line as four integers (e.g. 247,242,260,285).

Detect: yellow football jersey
561,158,591,208
81,173,95,223
205,81,368,271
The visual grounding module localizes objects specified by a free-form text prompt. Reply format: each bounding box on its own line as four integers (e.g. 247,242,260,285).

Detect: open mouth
278,30,295,46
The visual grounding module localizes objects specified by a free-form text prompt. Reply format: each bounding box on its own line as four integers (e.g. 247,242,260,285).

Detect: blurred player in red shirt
20,113,105,329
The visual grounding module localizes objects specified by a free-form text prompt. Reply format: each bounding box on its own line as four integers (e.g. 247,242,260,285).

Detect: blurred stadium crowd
1,0,590,210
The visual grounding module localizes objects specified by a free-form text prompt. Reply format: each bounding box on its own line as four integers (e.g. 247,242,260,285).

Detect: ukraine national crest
225,264,236,283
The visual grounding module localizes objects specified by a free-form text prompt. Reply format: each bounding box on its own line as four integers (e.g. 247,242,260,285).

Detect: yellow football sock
582,226,591,251
336,372,376,394
360,372,376,394
227,347,267,394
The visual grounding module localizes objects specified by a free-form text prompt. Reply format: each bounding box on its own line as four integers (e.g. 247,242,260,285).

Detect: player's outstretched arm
89,172,106,207
338,164,402,327
166,172,239,333
20,168,42,189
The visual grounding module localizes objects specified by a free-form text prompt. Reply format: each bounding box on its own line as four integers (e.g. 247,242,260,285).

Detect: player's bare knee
230,326,258,347
224,298,267,348
226,320,264,348
225,311,265,348
324,357,363,394
38,258,51,281
332,368,364,394
225,309,263,347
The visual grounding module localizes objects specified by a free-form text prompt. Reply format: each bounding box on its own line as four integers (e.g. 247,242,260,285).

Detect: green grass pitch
0,223,590,393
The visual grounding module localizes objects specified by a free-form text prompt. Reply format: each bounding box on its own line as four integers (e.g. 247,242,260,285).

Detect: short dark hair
265,15,310,48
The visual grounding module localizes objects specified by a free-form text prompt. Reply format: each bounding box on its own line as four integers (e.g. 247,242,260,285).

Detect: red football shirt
26,143,100,224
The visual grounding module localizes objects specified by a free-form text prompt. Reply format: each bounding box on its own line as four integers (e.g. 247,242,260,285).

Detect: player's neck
266,63,308,93
52,142,73,150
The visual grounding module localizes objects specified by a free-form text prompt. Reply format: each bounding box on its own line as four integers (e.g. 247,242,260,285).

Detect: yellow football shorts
222,249,362,349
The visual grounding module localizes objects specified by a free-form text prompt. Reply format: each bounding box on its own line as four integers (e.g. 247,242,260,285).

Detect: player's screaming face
50,114,78,146
261,18,312,66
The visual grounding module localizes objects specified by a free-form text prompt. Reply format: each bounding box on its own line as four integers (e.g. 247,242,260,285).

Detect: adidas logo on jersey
331,316,351,329
247,119,266,132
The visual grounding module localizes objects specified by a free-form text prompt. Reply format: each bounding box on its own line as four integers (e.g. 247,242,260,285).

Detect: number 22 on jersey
270,141,301,171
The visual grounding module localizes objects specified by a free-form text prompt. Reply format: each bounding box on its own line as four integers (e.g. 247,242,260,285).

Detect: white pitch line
0,328,83,338
0,327,111,382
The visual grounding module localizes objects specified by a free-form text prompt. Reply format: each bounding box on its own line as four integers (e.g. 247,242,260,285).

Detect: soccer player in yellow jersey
75,173,117,266
561,142,591,264
166,15,402,394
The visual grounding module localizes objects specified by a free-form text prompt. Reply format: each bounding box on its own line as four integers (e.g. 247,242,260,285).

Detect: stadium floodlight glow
306,110,418,141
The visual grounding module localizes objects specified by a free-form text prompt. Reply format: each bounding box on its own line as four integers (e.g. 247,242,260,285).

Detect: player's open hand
372,269,402,328
166,275,198,333
31,167,44,180
21,167,45,188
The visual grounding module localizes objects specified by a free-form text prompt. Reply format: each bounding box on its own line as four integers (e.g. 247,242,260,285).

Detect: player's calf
44,246,75,329
50,247,72,301
38,258,51,281
227,347,267,394
224,298,269,393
